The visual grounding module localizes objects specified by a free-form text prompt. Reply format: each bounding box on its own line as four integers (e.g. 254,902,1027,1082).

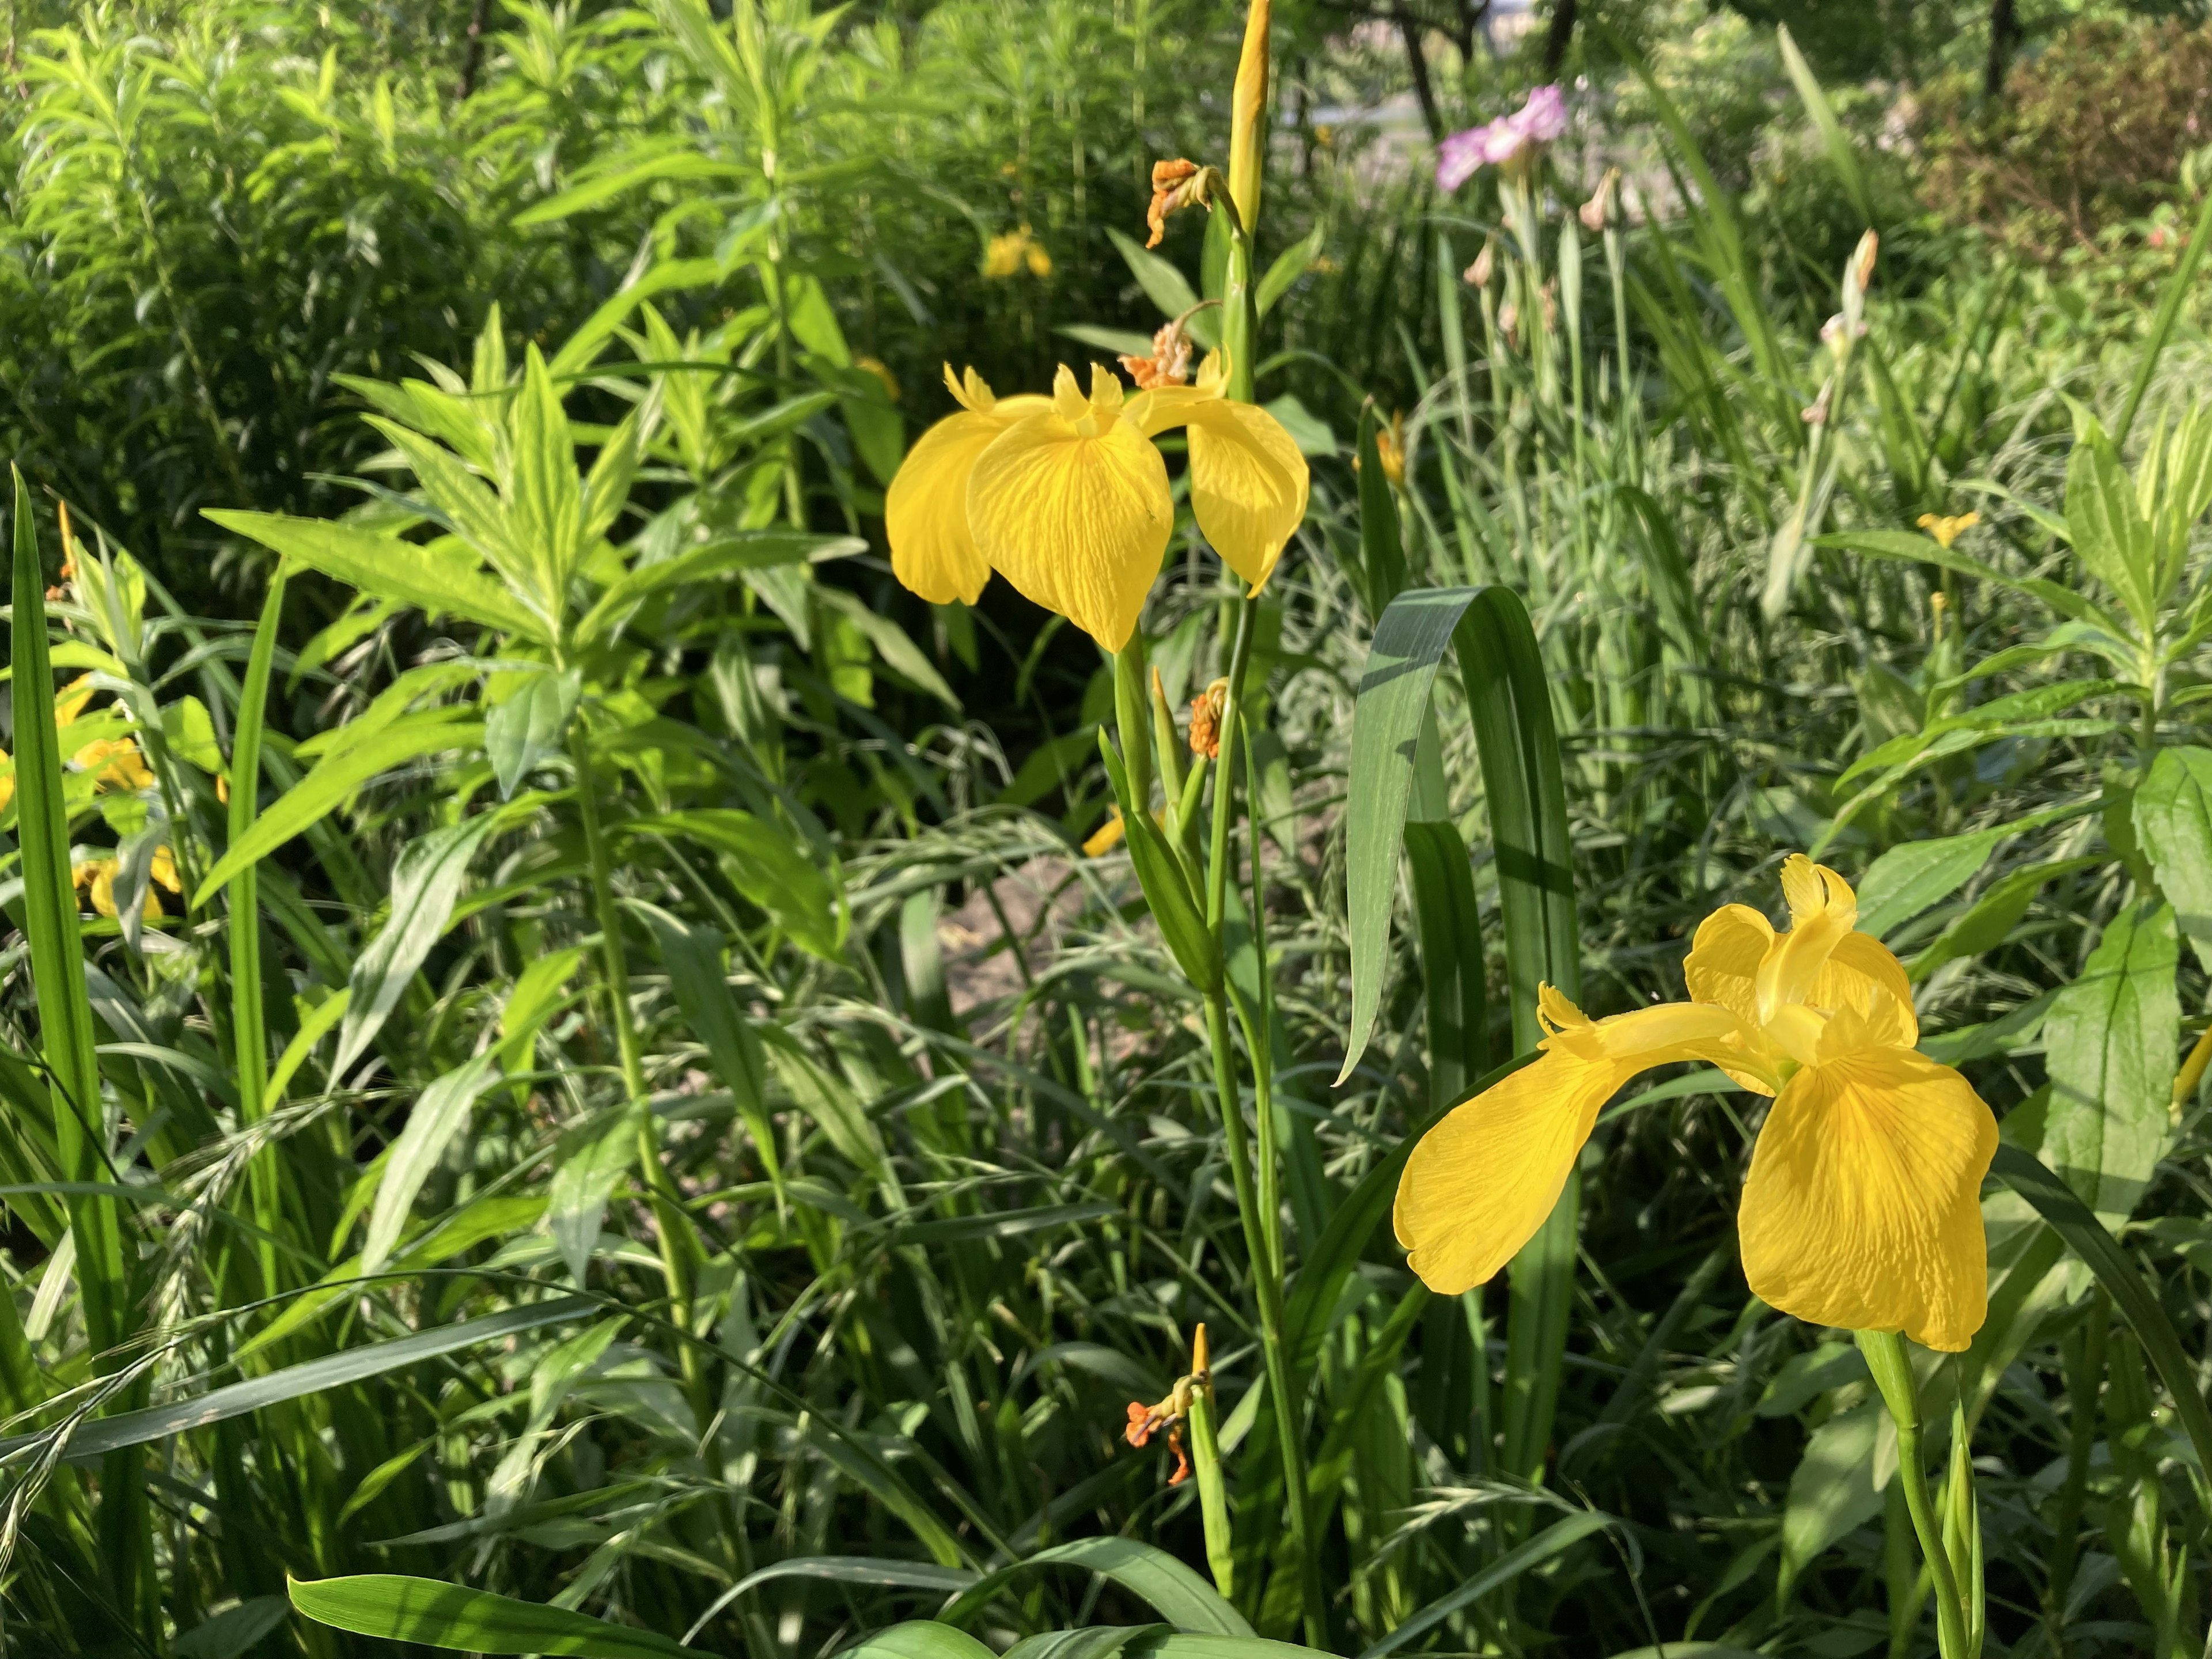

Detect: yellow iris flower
1395,855,1999,1351
73,845,180,920
885,359,1309,652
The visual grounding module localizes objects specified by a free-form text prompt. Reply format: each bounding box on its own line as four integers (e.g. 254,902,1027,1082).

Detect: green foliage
18,5,2212,1659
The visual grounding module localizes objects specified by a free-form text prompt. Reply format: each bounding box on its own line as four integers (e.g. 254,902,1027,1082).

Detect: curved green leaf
289,1574,691,1658
205,510,540,637
938,1537,1253,1636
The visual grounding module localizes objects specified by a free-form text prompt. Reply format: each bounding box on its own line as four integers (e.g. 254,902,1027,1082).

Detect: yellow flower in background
885,359,1308,651
1394,855,1998,1351
983,225,1052,280
854,355,900,403
1373,411,1406,486
73,737,155,791
1082,809,1127,857
0,748,12,816
1917,511,1979,550
73,844,180,920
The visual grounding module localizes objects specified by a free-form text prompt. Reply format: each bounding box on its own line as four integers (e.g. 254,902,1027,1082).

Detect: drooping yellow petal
1396,997,1753,1293
1185,400,1308,592
885,410,1003,605
1128,385,1309,592
884,369,1048,607
1737,1015,1998,1352
968,368,1172,653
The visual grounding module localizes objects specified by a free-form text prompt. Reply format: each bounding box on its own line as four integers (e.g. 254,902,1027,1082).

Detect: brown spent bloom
1146,158,1204,249
1578,166,1621,233
1119,322,1192,390
1188,677,1230,759
1465,240,1495,289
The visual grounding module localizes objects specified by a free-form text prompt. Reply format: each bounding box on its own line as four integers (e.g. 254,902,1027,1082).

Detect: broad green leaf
512,345,586,603
486,668,581,800
1989,1142,2212,1500
638,904,781,1198
161,695,221,771
939,1537,1253,1636
1256,226,1324,318
1777,1398,1883,1597
363,415,537,607
289,1574,690,1658
204,510,541,637
2042,900,2179,1229
1909,858,2099,980
626,809,847,960
2065,419,2157,628
816,585,961,711
542,1108,638,1286
512,143,748,227
2135,745,2212,970
361,1054,502,1274
335,813,503,1077
174,1597,290,1659
195,715,487,906
839,1624,998,1659
1107,229,1218,350
9,472,124,1359
1339,590,1469,1081
3,1297,593,1462
1855,826,2016,941
1775,25,1872,226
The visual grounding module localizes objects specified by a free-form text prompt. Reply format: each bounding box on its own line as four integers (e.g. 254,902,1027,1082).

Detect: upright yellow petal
1396,998,1754,1293
968,389,1172,653
1737,1020,1997,1351
1756,855,1859,1021
1684,903,1772,1025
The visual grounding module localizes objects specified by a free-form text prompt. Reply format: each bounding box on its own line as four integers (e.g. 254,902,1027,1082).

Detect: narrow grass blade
1355,1511,1613,1658
2116,185,2212,447
3,1297,596,1464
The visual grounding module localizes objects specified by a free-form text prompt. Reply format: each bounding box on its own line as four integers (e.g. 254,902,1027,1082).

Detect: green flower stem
567,722,703,1404
1859,1330,1974,1659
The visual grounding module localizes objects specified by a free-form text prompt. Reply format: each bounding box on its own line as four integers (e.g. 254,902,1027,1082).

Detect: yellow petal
1737,1033,1997,1352
149,845,181,895
1756,855,1859,1021
968,399,1172,653
1684,902,1772,1026
88,863,118,918
1812,931,1917,1047
1128,385,1309,592
1185,400,1309,592
1396,998,1752,1293
885,409,1002,605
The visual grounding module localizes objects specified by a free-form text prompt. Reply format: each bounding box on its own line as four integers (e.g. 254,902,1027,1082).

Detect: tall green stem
1859,1331,1973,1659
567,724,701,1391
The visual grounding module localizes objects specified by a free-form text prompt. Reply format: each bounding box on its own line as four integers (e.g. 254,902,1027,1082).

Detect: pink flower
1437,86,1568,191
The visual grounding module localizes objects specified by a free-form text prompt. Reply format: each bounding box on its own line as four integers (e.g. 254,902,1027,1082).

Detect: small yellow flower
854,355,900,403
1082,809,1127,857
0,748,12,816
1917,511,1979,551
73,737,154,792
984,226,1051,281
1374,411,1406,486
885,359,1308,651
1394,855,1998,1351
73,844,181,921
